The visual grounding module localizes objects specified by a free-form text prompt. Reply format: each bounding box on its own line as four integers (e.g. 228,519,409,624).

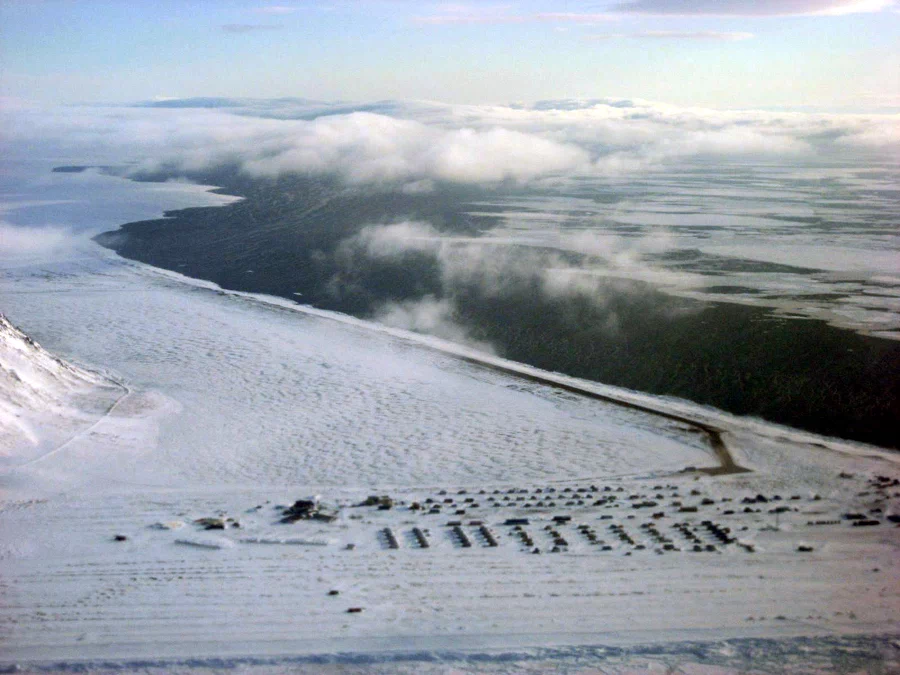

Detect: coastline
92,169,900,451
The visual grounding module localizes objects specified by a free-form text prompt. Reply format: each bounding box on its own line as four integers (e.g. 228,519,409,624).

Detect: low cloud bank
236,116,591,184
0,223,77,257
374,295,496,354
3,98,897,190
333,219,694,348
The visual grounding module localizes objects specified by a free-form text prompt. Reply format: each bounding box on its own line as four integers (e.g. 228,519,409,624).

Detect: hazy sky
1,0,898,110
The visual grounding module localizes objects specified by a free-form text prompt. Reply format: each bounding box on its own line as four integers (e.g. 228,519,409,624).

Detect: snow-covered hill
0,313,122,467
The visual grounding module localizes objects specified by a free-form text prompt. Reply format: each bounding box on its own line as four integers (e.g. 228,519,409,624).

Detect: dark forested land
51,165,90,173
95,169,900,449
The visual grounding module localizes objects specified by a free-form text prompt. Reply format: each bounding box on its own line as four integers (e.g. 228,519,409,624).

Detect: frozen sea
467,158,900,340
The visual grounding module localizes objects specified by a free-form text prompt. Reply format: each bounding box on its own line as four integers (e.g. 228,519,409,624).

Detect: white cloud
374,296,495,352
3,99,896,189
412,8,618,24
335,217,706,346
834,122,900,147
221,23,283,33
347,219,691,306
353,221,443,258
253,5,298,14
428,127,590,182
609,0,895,16
0,223,76,256
533,12,618,23
413,0,894,24
400,179,436,194
587,30,755,40
137,110,591,185
412,13,528,24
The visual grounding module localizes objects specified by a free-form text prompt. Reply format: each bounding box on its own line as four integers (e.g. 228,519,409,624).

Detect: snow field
1,241,898,671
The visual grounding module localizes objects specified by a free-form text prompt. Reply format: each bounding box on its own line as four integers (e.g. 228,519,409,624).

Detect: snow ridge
0,313,118,463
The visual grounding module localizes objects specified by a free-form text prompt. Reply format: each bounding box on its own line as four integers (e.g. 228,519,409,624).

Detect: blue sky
1,0,898,110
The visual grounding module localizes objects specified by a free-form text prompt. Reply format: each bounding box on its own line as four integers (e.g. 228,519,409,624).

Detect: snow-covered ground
0,312,122,470
1,170,899,673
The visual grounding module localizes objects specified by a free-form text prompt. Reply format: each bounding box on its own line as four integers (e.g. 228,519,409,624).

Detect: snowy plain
0,165,899,673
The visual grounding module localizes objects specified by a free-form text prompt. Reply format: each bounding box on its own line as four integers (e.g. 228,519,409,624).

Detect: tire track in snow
447,353,748,477
15,377,131,470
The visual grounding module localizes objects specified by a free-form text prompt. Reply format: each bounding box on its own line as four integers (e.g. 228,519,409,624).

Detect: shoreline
91,169,900,451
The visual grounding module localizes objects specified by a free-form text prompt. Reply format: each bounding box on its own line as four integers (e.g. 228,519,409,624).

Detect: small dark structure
194,517,226,530
359,495,394,509
412,527,430,549
281,498,337,523
381,527,400,549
